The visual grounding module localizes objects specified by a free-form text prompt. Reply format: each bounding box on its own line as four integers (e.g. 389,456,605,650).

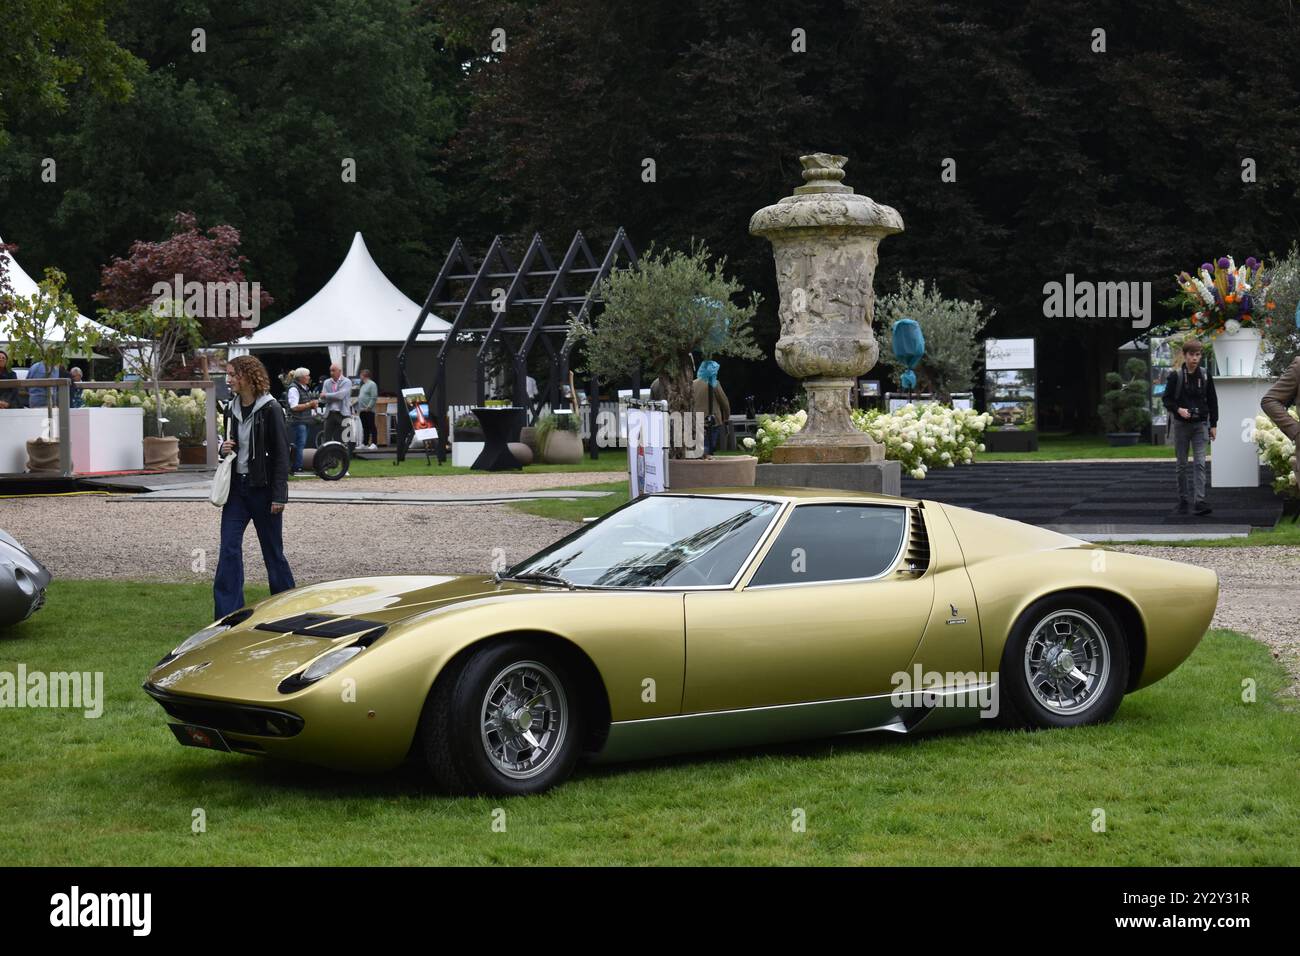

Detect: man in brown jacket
1261,355,1300,487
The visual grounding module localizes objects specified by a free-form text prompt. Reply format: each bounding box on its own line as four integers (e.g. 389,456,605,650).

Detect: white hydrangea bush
753,403,991,478
1254,411,1299,497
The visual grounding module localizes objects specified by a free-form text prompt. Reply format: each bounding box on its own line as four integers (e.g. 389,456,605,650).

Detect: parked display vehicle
0,530,52,626
144,488,1218,795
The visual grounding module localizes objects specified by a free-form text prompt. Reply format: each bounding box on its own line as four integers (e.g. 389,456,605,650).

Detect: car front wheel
417,639,581,796
998,593,1129,729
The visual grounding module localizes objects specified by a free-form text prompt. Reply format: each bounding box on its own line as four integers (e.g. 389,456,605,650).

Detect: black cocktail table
470,406,525,471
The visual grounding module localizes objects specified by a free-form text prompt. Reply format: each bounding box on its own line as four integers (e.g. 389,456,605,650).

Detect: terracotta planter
543,429,583,464
143,435,180,470
25,438,61,473
178,444,207,465
668,455,758,489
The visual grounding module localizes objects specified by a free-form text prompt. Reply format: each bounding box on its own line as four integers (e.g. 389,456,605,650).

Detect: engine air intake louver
900,507,930,575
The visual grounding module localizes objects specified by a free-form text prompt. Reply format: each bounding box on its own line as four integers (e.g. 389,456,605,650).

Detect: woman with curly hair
214,354,296,617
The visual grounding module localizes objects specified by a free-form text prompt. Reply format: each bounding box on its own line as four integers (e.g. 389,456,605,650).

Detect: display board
1149,335,1175,428
626,401,667,498
401,387,439,443
983,337,1038,451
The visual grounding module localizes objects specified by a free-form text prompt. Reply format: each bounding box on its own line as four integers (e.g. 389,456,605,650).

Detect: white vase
1214,327,1262,377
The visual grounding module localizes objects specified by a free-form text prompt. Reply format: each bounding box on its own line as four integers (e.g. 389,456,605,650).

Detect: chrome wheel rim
1023,610,1111,715
479,661,567,779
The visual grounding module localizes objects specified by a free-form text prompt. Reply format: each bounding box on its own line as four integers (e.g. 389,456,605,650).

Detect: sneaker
1194,500,1212,515
1175,499,1189,515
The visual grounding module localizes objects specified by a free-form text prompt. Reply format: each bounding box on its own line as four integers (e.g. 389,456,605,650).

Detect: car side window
747,504,907,587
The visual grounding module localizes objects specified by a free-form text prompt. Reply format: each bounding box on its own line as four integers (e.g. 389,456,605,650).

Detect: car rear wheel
416,639,582,796
997,593,1129,729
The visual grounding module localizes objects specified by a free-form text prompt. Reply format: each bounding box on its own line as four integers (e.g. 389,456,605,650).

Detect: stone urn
749,153,903,463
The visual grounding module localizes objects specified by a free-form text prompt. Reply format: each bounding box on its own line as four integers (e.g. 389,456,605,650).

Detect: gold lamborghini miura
144,488,1218,795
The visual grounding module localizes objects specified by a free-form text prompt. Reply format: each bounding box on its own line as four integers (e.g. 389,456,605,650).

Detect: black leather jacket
223,399,291,504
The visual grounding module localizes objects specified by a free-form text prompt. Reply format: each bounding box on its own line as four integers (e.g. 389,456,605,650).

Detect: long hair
229,355,271,396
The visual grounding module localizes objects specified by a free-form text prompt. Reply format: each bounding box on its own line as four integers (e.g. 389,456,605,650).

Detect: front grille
143,683,304,738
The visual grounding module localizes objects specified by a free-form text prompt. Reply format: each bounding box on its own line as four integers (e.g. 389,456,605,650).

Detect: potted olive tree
5,268,99,472
1098,357,1151,446
567,242,762,485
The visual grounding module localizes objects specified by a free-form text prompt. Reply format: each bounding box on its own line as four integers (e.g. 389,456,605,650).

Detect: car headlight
171,624,230,658
301,646,364,682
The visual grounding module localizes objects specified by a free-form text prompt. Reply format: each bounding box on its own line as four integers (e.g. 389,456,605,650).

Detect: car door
682,502,935,714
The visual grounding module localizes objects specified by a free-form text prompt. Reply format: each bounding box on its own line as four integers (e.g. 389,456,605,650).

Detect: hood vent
899,507,930,575
255,614,385,637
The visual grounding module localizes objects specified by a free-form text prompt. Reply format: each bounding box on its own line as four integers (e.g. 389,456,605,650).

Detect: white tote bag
210,403,233,507
210,453,233,507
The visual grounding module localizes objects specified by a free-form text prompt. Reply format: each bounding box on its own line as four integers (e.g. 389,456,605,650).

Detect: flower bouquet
1173,256,1276,340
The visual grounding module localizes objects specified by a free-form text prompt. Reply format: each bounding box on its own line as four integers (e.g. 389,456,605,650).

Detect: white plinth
1212,377,1273,488
451,441,484,467
0,409,54,473
70,407,143,472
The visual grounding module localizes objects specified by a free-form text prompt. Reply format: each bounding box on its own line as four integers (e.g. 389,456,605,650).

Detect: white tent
0,237,115,350
225,231,449,376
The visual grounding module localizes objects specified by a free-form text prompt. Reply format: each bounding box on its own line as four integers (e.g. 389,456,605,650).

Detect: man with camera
1162,338,1218,515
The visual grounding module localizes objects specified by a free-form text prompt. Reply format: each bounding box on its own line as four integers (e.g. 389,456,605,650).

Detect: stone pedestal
1212,377,1272,488
757,460,900,495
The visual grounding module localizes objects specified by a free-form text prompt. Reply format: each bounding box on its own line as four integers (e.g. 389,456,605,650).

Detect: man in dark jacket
0,349,24,409
1161,338,1218,515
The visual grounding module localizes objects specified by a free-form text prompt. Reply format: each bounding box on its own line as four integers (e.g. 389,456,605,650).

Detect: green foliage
3,267,101,423
568,242,762,416
1261,243,1300,377
1097,357,1151,433
875,276,992,397
97,305,202,437
0,0,142,147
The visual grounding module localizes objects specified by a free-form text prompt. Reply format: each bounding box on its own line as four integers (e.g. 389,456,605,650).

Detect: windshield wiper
495,571,575,590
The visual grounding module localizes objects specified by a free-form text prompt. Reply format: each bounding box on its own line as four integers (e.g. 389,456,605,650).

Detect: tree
0,0,142,146
567,243,761,457
4,268,101,434
95,212,272,347
875,276,992,400
1098,358,1152,435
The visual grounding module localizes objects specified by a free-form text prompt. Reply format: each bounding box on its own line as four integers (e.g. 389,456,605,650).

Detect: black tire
997,592,1129,730
416,639,582,796
313,441,349,480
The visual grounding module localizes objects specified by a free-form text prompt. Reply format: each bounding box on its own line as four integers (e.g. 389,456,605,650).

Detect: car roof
655,486,921,507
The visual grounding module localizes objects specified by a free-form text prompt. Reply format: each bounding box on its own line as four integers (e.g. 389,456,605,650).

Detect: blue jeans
214,474,295,619
290,423,308,472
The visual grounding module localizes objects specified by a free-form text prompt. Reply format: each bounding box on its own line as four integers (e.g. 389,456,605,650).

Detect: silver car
0,530,51,626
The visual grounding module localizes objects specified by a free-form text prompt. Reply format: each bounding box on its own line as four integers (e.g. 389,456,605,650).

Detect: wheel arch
1011,586,1147,692
425,628,613,755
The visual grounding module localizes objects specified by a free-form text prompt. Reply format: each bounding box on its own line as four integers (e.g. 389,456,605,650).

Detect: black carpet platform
899,461,1282,530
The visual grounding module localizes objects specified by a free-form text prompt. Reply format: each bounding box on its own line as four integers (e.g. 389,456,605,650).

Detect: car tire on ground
416,639,582,796
997,592,1129,730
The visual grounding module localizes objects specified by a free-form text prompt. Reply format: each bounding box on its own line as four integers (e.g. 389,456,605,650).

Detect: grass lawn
1126,520,1300,548
509,480,629,522
1,580,1296,865
980,433,1176,460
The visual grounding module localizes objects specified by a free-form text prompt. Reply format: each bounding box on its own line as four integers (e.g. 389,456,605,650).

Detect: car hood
146,574,537,701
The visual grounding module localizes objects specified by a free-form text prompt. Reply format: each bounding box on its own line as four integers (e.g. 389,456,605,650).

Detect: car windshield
505,495,782,588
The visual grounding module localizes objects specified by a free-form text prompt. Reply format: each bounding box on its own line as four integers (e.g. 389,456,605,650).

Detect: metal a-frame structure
396,229,638,463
